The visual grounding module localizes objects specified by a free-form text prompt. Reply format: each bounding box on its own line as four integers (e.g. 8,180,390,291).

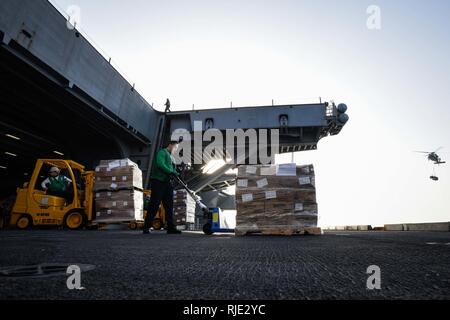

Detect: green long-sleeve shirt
150,148,178,182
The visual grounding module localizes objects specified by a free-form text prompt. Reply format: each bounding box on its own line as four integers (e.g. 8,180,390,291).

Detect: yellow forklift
8,159,95,230
6,158,168,231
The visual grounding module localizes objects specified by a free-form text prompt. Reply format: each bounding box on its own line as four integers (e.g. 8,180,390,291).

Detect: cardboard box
173,189,196,224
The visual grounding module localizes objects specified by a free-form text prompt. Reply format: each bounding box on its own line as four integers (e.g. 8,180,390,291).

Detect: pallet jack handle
172,175,209,213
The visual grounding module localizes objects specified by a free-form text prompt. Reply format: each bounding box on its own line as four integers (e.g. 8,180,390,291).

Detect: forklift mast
82,170,96,222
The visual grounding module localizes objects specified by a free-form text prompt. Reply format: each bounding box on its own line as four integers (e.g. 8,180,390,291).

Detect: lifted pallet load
94,159,144,223
235,163,321,236
94,159,143,191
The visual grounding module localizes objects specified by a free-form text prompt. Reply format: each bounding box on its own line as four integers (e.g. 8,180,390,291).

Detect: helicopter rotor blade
434,147,443,153
413,151,431,154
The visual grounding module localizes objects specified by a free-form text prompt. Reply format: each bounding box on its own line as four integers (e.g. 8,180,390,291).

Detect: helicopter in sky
414,147,445,181
414,147,446,165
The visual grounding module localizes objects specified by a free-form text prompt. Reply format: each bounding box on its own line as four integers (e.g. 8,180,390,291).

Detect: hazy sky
50,0,450,227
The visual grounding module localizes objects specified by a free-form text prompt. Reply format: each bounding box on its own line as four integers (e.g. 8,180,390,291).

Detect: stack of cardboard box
95,189,144,223
94,159,142,190
235,163,318,235
173,189,196,227
94,159,144,223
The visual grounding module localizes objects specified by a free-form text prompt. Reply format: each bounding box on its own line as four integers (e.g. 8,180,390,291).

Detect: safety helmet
49,167,60,174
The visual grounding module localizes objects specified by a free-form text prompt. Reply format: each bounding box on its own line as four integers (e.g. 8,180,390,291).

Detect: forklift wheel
203,223,213,235
63,211,87,230
16,215,32,230
152,218,163,230
129,222,137,230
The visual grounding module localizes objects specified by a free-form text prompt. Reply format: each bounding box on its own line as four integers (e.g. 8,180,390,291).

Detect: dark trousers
143,179,175,231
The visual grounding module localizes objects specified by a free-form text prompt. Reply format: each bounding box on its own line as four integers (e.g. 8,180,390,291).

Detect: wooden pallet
93,186,144,193
235,227,322,236
92,220,144,230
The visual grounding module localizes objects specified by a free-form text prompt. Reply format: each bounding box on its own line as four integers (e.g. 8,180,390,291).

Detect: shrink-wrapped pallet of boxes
235,163,320,236
173,189,196,228
94,159,144,223
95,190,144,223
94,159,143,191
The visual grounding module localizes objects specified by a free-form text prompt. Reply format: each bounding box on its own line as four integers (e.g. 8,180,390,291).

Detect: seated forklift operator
41,166,73,202
143,140,181,235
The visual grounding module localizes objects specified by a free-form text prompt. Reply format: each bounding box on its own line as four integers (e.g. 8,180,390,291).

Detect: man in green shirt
143,141,181,234
41,166,73,202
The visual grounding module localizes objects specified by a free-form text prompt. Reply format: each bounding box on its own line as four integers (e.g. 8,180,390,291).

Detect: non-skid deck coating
0,230,449,299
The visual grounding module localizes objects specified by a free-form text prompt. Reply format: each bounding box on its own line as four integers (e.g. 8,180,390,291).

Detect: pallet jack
172,175,235,235
202,207,235,235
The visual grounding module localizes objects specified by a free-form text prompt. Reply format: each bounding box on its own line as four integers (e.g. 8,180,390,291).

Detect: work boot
167,229,182,234
142,229,151,234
